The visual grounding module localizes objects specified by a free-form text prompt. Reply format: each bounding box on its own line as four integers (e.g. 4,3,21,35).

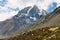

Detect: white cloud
0,11,18,21
0,0,60,21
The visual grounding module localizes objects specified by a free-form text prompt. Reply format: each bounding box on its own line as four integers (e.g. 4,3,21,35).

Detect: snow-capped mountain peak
12,5,47,32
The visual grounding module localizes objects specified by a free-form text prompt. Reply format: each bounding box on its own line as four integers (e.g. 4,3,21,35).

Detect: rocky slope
0,5,60,39
0,5,47,38
35,6,60,28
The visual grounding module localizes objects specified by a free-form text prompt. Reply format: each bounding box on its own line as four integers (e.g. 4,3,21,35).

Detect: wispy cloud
0,0,60,21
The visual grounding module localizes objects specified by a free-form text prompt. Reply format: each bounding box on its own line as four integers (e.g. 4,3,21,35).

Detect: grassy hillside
1,26,60,40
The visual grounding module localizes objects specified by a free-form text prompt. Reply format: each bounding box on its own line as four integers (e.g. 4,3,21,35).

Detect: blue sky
0,0,7,7
0,0,60,21
47,2,57,12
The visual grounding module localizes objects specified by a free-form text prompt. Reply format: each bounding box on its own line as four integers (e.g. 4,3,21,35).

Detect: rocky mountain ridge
0,5,60,39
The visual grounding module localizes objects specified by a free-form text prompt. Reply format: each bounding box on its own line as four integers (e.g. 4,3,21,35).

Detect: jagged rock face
1,5,59,38
13,5,47,33
0,5,47,38
0,6,60,39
